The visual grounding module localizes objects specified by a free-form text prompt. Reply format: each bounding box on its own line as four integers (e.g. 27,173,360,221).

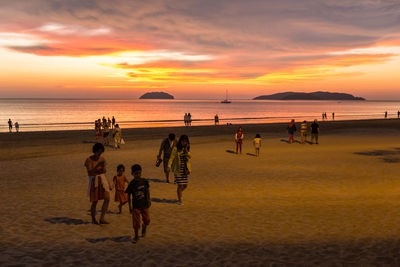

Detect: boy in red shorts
125,164,151,243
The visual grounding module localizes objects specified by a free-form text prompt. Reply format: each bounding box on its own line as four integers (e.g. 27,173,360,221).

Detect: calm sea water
0,99,399,132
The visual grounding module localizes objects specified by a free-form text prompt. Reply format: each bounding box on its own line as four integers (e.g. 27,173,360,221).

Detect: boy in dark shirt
125,164,151,243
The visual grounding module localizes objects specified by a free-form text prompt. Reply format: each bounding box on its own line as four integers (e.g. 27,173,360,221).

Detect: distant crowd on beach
94,116,124,149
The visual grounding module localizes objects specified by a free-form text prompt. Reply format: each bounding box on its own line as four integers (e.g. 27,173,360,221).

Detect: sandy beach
1,119,400,266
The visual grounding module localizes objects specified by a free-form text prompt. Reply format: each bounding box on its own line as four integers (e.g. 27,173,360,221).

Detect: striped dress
174,153,188,185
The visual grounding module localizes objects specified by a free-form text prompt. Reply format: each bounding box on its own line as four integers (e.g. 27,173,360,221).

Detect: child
235,127,244,154
84,143,111,225
113,164,129,214
125,164,151,243
253,134,261,157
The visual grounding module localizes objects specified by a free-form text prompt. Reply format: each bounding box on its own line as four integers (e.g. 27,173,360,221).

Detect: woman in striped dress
168,135,191,205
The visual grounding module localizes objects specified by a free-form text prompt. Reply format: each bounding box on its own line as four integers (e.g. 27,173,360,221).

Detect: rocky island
139,92,174,99
253,91,365,100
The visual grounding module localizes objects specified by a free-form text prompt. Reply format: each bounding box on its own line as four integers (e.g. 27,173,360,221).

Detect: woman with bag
167,135,191,205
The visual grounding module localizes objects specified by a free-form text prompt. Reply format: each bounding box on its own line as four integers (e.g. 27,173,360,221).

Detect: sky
0,0,399,99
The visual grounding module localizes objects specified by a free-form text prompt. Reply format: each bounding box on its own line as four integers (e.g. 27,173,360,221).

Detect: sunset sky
0,0,399,99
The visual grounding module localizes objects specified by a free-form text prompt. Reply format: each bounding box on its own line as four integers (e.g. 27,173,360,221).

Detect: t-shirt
311,122,319,134
125,178,151,209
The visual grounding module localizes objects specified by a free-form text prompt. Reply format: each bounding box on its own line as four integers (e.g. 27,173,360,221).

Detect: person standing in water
8,119,12,132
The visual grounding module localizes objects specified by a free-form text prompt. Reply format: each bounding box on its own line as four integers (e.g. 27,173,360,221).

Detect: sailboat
221,90,231,103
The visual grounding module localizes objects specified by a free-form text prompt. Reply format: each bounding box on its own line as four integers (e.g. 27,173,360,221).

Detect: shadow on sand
354,149,400,164
246,153,257,157
151,198,178,204
148,178,168,183
44,217,91,225
226,150,236,154
86,236,132,243
280,139,302,144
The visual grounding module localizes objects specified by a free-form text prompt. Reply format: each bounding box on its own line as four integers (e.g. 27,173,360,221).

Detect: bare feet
132,235,139,244
99,220,110,224
92,219,99,225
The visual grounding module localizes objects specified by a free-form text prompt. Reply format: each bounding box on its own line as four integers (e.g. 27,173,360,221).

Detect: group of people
288,119,320,144
183,113,192,126
7,119,19,132
233,126,262,156
94,116,123,148
85,134,192,243
321,112,334,120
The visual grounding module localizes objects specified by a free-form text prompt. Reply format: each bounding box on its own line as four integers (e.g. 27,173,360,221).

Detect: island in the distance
253,91,365,100
139,92,174,99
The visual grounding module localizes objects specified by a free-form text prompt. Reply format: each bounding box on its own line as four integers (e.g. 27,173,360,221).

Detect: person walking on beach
214,114,219,125
235,127,244,154
287,119,296,144
157,133,176,183
95,119,102,141
112,116,115,129
113,164,129,214
8,119,12,132
188,113,192,126
15,122,19,132
300,120,308,144
126,164,151,243
103,121,110,145
385,111,388,119
168,135,191,205
332,112,335,120
84,143,112,225
113,124,122,149
253,134,262,157
184,113,188,126
310,119,320,144
398,111,400,119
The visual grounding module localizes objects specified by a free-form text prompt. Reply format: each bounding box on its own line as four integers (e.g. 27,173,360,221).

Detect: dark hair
255,134,261,138
131,164,142,173
168,133,176,141
117,164,125,171
92,143,105,153
177,135,190,152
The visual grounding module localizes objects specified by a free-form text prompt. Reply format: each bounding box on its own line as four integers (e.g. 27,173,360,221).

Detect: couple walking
157,134,192,205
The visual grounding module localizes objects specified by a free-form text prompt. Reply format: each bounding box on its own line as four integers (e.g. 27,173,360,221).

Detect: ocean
0,99,399,132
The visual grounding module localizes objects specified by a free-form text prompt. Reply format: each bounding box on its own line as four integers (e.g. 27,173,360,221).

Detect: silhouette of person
332,112,335,120
398,111,400,119
188,113,192,126
385,111,388,119
214,114,219,125
15,122,19,132
8,119,12,132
